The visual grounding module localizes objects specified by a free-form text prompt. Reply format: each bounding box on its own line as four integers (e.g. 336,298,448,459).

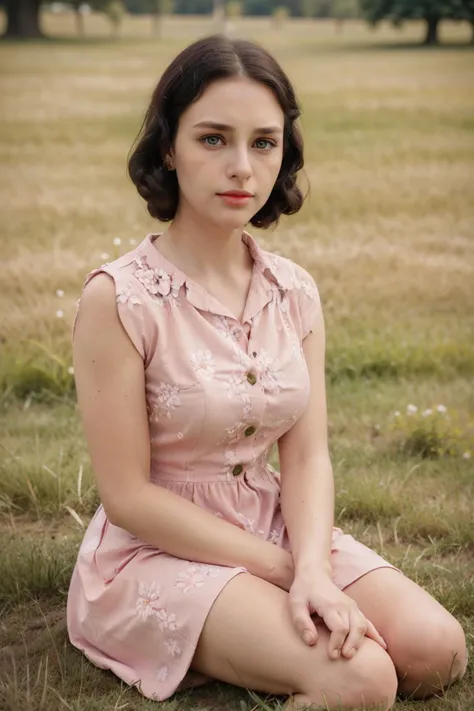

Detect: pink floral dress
66,231,399,702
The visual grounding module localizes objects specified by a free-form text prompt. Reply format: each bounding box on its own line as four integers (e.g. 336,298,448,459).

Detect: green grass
1,12,473,711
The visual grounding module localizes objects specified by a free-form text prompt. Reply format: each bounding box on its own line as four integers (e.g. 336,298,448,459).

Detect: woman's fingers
289,597,319,646
364,618,388,650
323,609,350,660
341,607,367,658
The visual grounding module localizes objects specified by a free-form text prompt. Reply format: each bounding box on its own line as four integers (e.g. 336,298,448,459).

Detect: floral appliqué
133,256,180,306
116,287,141,308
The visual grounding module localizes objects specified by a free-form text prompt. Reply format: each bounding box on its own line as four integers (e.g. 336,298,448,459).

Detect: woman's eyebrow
193,121,283,135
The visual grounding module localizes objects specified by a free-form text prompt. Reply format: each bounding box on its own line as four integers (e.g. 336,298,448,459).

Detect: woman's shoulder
73,238,157,360
79,235,162,301
84,241,145,282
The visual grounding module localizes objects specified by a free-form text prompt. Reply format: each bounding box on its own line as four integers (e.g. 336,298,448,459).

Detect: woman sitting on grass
68,33,467,710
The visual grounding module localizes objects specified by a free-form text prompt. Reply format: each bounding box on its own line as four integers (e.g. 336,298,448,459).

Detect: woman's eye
202,135,222,146
200,135,276,151
255,138,275,150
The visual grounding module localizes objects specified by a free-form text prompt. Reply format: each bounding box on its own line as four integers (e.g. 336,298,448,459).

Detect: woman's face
169,76,285,229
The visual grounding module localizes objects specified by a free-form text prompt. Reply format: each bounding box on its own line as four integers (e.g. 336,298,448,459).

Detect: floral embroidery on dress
156,665,170,682
136,582,161,620
164,637,182,658
236,512,264,537
116,287,141,308
147,382,181,421
268,528,280,544
254,349,280,394
192,563,222,578
224,448,239,474
294,272,319,300
233,349,252,372
174,566,205,593
156,609,179,631
223,374,249,400
189,349,215,380
214,315,241,345
219,417,253,446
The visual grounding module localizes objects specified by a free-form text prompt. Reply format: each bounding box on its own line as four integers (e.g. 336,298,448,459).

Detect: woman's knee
398,614,468,696
301,638,398,711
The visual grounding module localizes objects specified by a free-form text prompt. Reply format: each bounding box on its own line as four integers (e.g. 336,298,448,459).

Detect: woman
67,34,467,710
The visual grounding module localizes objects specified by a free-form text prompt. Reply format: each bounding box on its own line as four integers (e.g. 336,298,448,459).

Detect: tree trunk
471,20,474,44
213,0,227,34
424,16,439,45
75,9,85,37
152,12,162,38
4,0,43,39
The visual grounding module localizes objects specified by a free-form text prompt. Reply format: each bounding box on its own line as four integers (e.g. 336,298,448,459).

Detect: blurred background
1,2,473,710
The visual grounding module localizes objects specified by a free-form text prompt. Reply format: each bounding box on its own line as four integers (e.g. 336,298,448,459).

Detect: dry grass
0,13,473,711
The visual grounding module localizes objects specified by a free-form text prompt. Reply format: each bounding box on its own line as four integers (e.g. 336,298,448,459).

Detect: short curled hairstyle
128,33,307,229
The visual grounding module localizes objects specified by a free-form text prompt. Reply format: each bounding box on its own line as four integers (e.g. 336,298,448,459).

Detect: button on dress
66,231,400,702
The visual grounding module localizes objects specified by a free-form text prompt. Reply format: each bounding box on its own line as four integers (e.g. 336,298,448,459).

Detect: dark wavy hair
127,33,307,229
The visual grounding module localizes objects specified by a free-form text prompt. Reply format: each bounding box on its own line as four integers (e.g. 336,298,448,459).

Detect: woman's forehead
181,80,284,129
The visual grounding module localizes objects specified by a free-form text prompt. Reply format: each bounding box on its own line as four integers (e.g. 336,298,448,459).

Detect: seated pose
67,33,467,710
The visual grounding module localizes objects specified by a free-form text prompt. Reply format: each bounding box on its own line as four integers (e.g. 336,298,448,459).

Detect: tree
103,0,126,36
332,0,359,31
59,0,121,36
1,0,43,38
360,0,474,45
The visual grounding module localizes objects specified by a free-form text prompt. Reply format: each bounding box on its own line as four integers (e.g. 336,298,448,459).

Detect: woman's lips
217,194,253,206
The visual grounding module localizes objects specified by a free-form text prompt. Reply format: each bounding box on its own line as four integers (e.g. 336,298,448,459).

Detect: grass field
1,11,473,711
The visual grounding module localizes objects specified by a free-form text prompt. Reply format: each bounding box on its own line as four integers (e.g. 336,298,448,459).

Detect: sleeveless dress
66,231,400,702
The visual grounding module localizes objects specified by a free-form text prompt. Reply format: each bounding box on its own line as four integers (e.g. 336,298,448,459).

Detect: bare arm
73,273,294,589
278,302,334,578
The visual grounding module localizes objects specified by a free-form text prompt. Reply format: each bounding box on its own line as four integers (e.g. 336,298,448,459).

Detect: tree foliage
360,0,474,44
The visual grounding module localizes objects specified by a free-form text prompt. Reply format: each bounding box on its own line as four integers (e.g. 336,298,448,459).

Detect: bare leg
191,572,398,710
343,568,468,699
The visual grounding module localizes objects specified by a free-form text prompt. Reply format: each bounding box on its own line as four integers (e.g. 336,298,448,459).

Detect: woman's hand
288,571,387,660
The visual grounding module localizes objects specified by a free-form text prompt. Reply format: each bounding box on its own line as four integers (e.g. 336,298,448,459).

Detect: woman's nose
228,148,252,179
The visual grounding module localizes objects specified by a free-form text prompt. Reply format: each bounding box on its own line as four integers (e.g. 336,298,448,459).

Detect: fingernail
303,631,313,645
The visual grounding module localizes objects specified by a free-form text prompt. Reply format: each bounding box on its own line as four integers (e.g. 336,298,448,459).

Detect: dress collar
140,230,293,294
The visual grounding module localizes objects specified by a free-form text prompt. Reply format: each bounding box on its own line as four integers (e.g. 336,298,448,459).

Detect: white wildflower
462,452,471,460
100,252,110,260
56,310,64,318
394,411,401,417
406,404,417,414
113,237,121,246
436,405,447,414
129,238,137,245
68,366,74,375
56,289,65,298
422,409,433,417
